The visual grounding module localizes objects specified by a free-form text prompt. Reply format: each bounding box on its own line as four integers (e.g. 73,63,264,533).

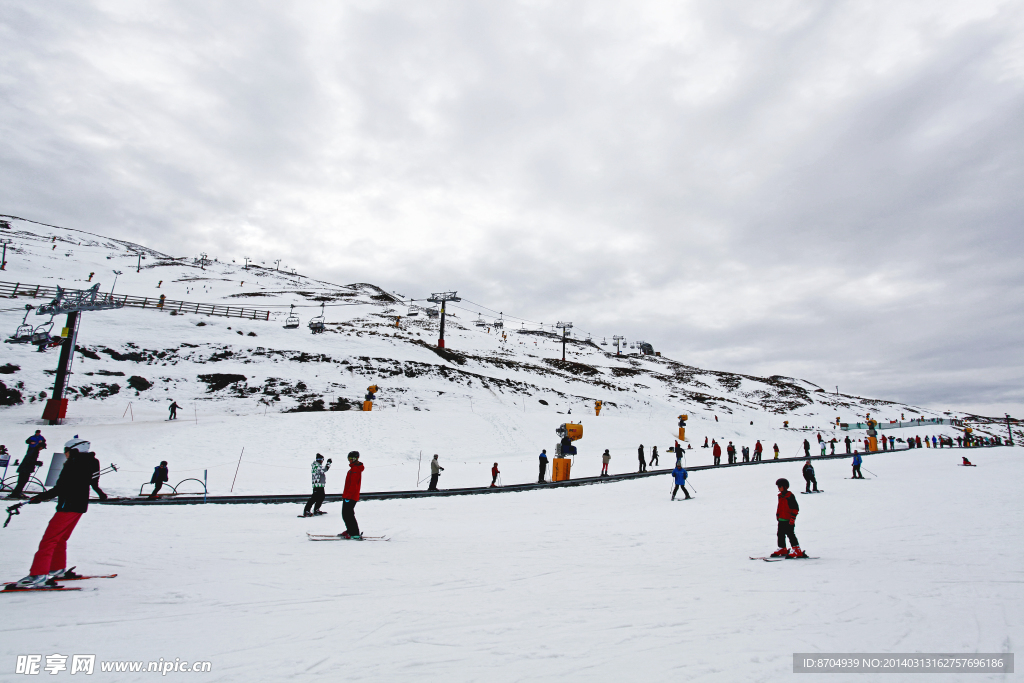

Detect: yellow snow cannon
678,414,688,441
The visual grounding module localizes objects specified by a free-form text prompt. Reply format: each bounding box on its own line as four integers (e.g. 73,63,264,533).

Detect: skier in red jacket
713,441,722,466
340,451,364,540
770,478,807,558
491,463,500,487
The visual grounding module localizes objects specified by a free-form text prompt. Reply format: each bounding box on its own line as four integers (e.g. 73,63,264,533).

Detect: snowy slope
0,448,1020,682
3,217,1012,497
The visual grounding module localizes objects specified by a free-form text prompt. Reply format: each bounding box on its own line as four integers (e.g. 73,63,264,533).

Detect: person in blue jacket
851,452,864,479
670,464,690,500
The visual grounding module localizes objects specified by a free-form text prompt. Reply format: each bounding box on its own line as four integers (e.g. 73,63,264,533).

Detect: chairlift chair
283,304,300,329
407,305,419,317
5,305,35,344
30,316,55,348
474,315,487,327
600,337,608,346
493,316,504,329
425,306,439,318
308,303,326,334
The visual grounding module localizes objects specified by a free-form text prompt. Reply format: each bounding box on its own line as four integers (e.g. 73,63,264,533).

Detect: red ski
3,585,81,593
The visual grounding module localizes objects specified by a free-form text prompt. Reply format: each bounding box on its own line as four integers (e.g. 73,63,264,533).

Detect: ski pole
864,467,878,477
4,502,25,528
686,480,696,494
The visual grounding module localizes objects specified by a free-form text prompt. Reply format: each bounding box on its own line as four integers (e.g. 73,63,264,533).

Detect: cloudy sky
2,0,1022,416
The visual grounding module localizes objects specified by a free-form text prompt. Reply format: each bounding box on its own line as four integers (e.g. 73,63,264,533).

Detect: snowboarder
713,441,721,466
147,461,169,499
168,401,180,420
773,443,780,459
851,452,864,479
601,449,611,476
428,454,443,491
491,463,499,487
637,445,646,473
770,478,806,558
962,456,974,466
7,430,46,499
702,436,709,448
649,446,659,467
673,441,683,467
8,437,103,589
803,439,811,458
802,459,818,492
302,454,331,516
339,451,363,539
844,435,852,454
754,440,763,462
670,464,690,500
538,449,549,483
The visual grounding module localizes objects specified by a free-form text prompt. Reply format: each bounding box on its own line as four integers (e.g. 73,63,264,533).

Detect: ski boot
350,534,363,541
48,567,82,581
6,575,49,590
770,548,788,558
787,546,807,559
313,510,327,516
339,531,351,539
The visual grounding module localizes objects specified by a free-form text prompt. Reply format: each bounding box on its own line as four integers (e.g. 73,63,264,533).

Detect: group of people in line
707,439,779,465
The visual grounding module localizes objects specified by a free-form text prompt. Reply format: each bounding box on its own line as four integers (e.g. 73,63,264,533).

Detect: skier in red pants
770,478,807,558
339,451,364,540
8,437,105,589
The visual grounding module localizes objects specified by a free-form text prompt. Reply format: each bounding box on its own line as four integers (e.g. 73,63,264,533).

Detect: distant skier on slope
649,446,659,467
819,440,826,456
601,449,611,476
168,401,180,420
637,445,646,473
339,452,363,540
670,464,690,500
803,439,811,458
7,430,46,499
7,438,102,589
148,461,169,500
961,456,974,466
491,463,499,487
844,435,852,454
302,454,331,517
727,442,736,464
428,454,443,491
539,450,549,483
674,441,683,467
802,459,818,493
770,478,807,558
773,443,780,459
703,437,709,448
851,452,864,479
754,440,763,462
713,441,722,466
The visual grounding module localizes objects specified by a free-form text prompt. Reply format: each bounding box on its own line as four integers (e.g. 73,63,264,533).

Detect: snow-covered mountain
0,216,1014,496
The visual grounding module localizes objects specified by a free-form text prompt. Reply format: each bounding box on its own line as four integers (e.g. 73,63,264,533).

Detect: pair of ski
3,571,117,593
749,556,818,562
306,532,390,542
800,490,824,494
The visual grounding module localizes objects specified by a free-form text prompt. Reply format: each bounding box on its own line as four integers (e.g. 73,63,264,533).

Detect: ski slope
1,448,1020,682
1,218,1021,681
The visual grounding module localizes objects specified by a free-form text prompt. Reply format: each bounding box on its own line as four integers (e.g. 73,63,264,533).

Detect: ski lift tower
426,291,460,348
37,284,125,424
555,321,573,361
612,335,625,356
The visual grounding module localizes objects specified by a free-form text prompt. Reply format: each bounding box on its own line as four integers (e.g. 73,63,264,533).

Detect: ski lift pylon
284,304,300,329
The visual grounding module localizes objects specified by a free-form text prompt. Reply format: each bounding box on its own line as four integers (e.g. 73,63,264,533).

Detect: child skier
851,452,864,479
302,454,331,517
8,437,102,589
601,449,611,476
770,478,807,558
670,464,690,500
339,451,364,540
802,459,818,492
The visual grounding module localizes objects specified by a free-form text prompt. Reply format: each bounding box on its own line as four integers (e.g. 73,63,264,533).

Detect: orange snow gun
363,385,379,411
678,414,688,441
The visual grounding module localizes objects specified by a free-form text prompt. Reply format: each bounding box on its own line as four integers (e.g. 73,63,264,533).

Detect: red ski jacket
776,491,799,523
342,461,364,501
713,443,722,457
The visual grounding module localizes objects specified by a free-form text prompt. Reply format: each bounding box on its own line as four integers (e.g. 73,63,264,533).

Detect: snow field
1,448,1020,682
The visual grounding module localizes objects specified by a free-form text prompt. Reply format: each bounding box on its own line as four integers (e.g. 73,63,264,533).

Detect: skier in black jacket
148,461,170,499
802,459,818,492
8,437,105,589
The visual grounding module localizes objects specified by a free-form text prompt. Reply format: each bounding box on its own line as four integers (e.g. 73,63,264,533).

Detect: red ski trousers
30,511,82,575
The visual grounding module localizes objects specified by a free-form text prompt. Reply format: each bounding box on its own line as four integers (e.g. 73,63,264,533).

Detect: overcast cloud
2,0,1022,415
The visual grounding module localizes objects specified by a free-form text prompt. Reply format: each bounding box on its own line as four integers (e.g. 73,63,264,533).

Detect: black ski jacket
31,452,103,513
